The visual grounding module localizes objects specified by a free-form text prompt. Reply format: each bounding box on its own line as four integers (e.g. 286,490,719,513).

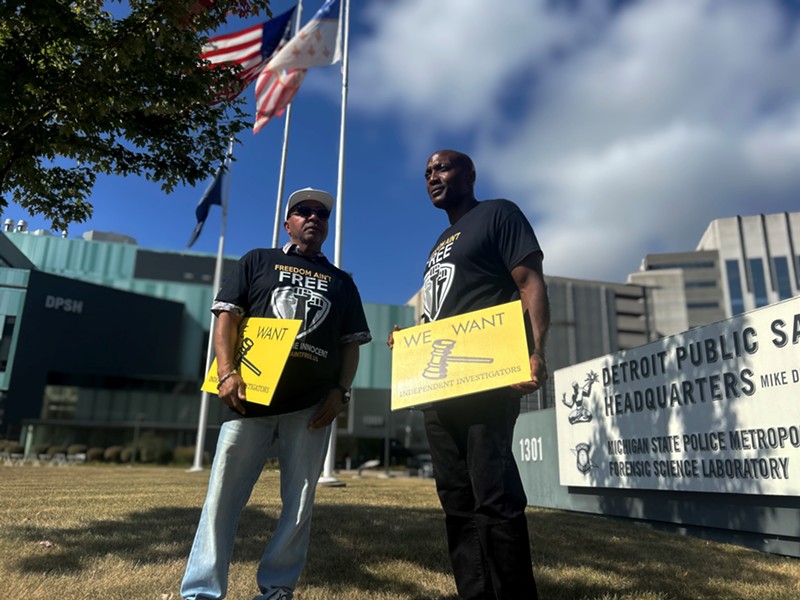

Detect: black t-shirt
215,247,371,417
422,199,542,322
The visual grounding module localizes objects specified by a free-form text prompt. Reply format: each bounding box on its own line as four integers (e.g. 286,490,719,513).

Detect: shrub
127,445,175,464
155,447,174,464
5,443,24,455
173,446,197,465
31,443,50,457
120,446,136,463
46,445,67,457
137,433,172,464
86,447,105,462
67,444,88,456
104,445,123,463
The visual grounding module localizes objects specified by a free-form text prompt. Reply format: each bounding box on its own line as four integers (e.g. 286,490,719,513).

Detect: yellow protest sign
201,317,302,406
391,300,531,410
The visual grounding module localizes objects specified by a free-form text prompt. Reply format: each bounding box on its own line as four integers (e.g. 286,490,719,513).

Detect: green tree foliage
0,0,271,229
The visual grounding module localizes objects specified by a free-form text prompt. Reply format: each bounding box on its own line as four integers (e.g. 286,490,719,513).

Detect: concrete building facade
629,212,800,337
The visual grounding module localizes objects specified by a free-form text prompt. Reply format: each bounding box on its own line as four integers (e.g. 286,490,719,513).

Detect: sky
7,0,800,306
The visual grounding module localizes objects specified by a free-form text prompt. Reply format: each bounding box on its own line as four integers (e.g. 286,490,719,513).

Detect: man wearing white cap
182,188,372,600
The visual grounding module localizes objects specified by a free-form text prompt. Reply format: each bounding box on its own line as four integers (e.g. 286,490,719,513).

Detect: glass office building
0,230,416,461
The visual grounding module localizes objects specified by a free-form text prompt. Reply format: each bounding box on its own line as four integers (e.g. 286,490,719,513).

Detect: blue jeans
181,404,331,600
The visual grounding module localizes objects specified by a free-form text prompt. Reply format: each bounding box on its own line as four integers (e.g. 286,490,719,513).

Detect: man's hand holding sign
390,300,535,410
201,315,302,412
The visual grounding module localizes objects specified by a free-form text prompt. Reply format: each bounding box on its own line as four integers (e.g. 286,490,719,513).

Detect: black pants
424,393,538,600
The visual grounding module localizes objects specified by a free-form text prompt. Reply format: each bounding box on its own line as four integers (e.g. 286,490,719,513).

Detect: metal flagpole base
317,475,346,487
318,420,346,487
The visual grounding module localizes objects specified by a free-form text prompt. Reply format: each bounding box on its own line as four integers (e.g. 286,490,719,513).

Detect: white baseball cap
285,188,334,219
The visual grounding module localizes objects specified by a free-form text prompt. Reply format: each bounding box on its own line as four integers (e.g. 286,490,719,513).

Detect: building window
687,302,719,309
796,255,800,289
684,281,717,289
0,316,16,371
648,261,716,270
774,256,793,301
42,385,79,420
749,259,769,308
726,260,745,316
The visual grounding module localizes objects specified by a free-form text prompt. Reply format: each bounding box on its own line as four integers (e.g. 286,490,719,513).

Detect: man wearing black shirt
182,188,371,600
400,150,550,600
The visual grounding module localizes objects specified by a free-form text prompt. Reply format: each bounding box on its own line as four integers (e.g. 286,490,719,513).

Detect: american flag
253,0,342,133
199,6,296,99
253,69,306,133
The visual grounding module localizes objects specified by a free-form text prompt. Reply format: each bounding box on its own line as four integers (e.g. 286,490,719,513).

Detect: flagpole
190,136,235,473
319,0,350,487
333,0,348,267
271,1,305,248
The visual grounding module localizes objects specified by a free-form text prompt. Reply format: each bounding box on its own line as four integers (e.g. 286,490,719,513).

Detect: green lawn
0,465,797,600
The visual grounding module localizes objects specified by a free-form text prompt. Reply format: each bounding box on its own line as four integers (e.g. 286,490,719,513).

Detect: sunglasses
289,205,331,220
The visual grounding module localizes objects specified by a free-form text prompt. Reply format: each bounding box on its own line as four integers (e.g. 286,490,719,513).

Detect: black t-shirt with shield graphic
422,199,542,324
215,247,371,417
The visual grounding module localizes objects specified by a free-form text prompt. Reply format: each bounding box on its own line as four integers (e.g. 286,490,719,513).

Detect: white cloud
350,0,596,127
350,0,800,282
744,106,800,189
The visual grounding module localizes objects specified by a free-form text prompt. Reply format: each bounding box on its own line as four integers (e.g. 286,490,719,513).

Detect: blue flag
187,165,225,248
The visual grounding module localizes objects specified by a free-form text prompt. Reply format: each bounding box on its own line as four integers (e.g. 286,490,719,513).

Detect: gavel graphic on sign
422,339,494,380
235,337,262,376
